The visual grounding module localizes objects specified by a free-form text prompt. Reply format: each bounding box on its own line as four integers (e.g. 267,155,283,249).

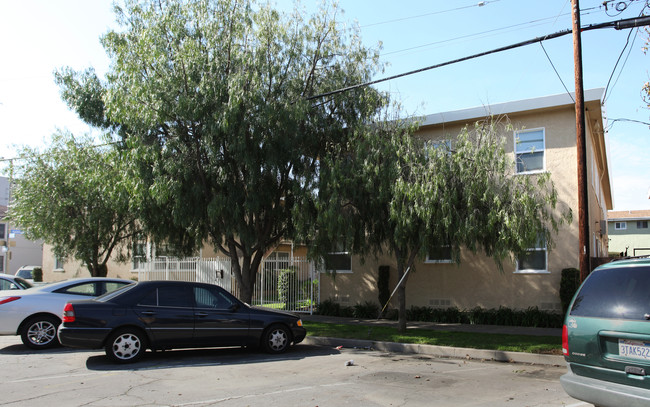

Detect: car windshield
15,269,33,279
570,265,650,320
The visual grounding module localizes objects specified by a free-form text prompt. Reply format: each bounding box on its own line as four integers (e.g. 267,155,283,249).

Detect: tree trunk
88,262,108,277
395,252,408,333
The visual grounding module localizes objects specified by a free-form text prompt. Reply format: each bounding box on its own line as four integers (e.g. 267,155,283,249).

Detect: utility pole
572,0,590,282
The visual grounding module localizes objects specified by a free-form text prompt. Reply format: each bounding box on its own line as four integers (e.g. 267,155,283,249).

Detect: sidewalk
300,314,565,366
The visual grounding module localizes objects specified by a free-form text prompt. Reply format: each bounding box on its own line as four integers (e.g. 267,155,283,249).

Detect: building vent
429,298,452,308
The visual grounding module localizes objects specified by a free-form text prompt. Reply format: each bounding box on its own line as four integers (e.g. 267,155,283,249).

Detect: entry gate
135,256,318,314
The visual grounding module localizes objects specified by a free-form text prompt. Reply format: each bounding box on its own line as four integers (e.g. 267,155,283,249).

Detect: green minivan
561,257,650,407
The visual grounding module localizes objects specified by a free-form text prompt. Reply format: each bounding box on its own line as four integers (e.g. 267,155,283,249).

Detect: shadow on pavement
0,343,96,356
84,344,338,371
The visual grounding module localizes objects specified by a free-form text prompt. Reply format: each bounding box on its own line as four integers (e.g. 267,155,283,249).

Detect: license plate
619,339,650,361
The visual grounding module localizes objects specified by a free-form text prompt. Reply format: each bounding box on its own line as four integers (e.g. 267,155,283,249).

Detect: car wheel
21,315,60,349
262,324,291,354
105,329,146,363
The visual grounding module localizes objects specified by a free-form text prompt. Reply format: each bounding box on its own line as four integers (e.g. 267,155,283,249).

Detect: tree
66,0,386,302
315,116,572,332
8,133,141,277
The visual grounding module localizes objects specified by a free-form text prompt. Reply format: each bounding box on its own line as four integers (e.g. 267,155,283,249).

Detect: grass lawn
303,321,562,355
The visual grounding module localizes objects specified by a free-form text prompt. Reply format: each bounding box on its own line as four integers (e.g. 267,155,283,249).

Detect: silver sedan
0,278,133,349
0,273,33,290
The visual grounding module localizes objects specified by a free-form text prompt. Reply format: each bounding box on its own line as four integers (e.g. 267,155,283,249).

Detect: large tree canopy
63,0,388,302
8,133,140,277
314,117,572,331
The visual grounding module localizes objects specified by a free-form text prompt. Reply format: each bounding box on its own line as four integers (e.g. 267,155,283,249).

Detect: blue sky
1,0,649,210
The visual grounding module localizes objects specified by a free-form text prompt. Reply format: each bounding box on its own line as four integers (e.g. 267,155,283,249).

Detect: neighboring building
41,89,613,313
607,210,650,257
319,89,612,312
0,176,9,206
0,204,44,275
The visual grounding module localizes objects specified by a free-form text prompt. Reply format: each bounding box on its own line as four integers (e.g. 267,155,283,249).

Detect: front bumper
58,326,112,349
292,326,307,344
561,365,650,407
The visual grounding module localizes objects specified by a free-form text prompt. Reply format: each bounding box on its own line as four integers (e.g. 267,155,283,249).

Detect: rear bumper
58,326,111,349
561,366,650,407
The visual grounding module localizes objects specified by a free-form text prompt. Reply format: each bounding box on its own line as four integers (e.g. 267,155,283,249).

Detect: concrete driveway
0,336,585,407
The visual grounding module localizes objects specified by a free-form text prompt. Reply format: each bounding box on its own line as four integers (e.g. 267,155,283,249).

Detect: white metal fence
134,256,318,314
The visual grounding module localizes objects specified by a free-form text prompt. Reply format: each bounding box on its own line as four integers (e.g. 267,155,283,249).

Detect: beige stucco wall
41,244,136,282
320,104,612,312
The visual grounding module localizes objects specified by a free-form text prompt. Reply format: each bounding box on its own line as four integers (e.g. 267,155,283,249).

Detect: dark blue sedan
58,280,306,363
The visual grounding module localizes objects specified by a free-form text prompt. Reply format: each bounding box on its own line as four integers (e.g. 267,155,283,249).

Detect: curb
303,336,566,367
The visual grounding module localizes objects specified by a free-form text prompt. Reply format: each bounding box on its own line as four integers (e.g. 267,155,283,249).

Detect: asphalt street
0,335,586,407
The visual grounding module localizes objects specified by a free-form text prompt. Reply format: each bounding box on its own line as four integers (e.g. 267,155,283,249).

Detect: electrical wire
378,5,603,58
539,42,575,103
603,1,649,102
360,1,501,29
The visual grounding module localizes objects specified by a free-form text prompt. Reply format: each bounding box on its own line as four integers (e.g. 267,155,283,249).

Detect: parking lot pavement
0,336,586,407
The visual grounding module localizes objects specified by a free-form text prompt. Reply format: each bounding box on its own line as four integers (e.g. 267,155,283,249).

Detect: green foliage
560,267,580,315
317,302,562,328
353,301,380,319
32,267,43,282
278,268,298,310
8,133,140,277
63,0,386,302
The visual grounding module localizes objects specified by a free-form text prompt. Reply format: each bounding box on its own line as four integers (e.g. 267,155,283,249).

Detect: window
54,256,65,271
515,129,545,173
426,245,452,263
615,222,627,230
265,251,290,271
132,241,147,270
637,221,648,229
194,286,235,309
324,250,351,273
0,279,18,290
139,286,194,307
516,236,548,273
55,282,97,296
0,255,3,272
0,223,5,239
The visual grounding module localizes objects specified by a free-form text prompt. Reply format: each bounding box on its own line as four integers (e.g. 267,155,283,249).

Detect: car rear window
570,265,650,320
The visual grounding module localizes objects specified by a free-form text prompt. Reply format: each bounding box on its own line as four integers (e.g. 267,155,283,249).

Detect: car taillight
62,303,75,323
0,296,20,305
562,324,569,357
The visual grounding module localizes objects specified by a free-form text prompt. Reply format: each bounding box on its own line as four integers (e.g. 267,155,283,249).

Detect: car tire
262,324,291,354
20,315,60,349
105,328,147,363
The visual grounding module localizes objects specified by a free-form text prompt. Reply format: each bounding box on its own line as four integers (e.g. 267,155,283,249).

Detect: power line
603,1,648,102
539,42,574,103
307,15,650,101
359,1,501,29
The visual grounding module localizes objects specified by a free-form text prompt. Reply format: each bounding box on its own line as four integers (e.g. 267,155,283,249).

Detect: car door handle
141,311,156,316
195,312,209,317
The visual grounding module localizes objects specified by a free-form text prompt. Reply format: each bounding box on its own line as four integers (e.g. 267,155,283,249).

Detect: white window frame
514,128,545,174
54,256,65,272
515,238,549,274
615,221,627,230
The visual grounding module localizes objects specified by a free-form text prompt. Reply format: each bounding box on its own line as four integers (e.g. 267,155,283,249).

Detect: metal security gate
135,256,318,314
